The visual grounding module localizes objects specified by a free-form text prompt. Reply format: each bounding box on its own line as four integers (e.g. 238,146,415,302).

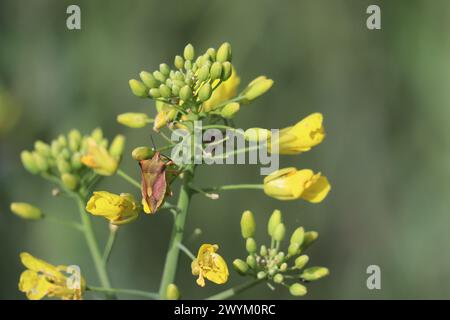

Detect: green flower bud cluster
129,42,233,106
233,209,329,297
20,128,125,192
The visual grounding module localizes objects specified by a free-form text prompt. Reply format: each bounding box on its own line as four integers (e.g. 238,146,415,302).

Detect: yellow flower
86,191,139,225
202,68,240,112
272,113,325,154
18,252,85,300
81,138,118,176
191,244,229,287
263,168,331,203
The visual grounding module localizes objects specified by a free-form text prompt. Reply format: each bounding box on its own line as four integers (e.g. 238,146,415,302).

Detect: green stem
76,196,116,299
206,279,262,300
203,184,264,192
103,225,119,263
158,166,194,299
87,286,158,299
177,242,195,260
44,215,84,232
117,169,141,189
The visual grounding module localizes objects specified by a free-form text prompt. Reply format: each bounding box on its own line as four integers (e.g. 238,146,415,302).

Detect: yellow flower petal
301,175,331,203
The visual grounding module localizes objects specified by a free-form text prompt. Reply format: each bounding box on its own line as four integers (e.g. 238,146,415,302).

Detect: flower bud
174,55,184,69
56,157,70,174
273,223,286,242
34,141,51,157
288,242,300,256
10,202,42,220
210,62,222,80
197,65,210,82
132,146,155,161
206,48,216,59
267,209,282,237
294,255,309,269
149,88,161,98
233,259,248,275
71,152,82,170
139,71,158,88
183,43,195,61
301,267,329,281
240,210,255,239
166,283,180,300
221,61,232,81
32,152,48,172
117,113,149,128
301,231,319,251
57,135,67,147
216,42,231,62
260,245,267,257
246,255,256,269
68,130,82,152
246,238,257,254
159,84,171,98
279,262,288,272
289,283,307,296
257,271,266,279
153,70,165,83
109,135,126,158
220,102,240,119
290,227,305,246
198,83,212,102
243,76,273,102
129,79,148,98
180,85,192,101
159,63,170,76
61,173,79,190
184,60,192,70
273,274,284,284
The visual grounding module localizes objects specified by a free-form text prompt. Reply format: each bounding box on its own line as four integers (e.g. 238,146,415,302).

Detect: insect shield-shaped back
139,152,177,214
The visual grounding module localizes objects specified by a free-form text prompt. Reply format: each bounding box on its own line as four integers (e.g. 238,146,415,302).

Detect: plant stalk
158,166,194,299
76,196,116,299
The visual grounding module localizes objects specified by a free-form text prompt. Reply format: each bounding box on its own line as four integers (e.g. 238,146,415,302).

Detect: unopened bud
240,210,255,239
301,231,319,251
294,255,309,270
159,84,171,98
301,267,329,281
216,42,231,62
159,63,170,76
180,85,192,101
260,245,268,257
198,83,212,102
174,55,184,69
10,202,42,220
268,209,282,237
289,283,307,297
166,284,180,300
243,76,273,102
61,173,79,190
273,223,286,242
132,146,155,161
233,259,248,275
149,88,161,98
290,227,305,246
140,71,158,88
257,271,266,280
210,62,222,80
183,43,195,61
221,62,232,81
220,102,240,119
129,79,148,98
109,135,126,158
273,274,284,284
246,255,256,269
117,113,149,128
246,238,257,254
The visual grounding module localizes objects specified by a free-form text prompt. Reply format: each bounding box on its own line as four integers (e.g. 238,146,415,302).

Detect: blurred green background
1,0,450,299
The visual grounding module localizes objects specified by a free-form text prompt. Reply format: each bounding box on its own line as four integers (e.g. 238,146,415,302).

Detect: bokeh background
1,0,450,299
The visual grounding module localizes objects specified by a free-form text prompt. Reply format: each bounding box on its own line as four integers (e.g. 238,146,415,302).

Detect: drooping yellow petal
301,174,331,203
272,113,326,155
